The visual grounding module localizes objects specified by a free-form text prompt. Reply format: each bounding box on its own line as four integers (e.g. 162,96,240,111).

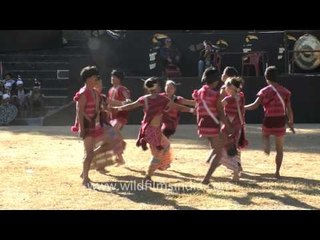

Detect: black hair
226,77,243,90
4,73,13,78
201,67,220,84
264,66,278,83
111,69,125,81
223,66,239,77
80,66,99,82
34,80,41,87
144,77,159,89
165,80,179,88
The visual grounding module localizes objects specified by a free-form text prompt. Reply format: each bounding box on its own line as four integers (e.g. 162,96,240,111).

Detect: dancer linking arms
160,80,195,138
112,77,195,182
192,67,233,185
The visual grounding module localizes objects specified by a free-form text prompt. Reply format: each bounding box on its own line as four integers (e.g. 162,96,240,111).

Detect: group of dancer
71,64,294,187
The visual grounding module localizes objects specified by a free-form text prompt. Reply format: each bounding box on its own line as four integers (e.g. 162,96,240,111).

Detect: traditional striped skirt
197,115,220,137
110,117,128,130
144,125,173,171
90,126,126,170
262,116,286,137
219,148,242,173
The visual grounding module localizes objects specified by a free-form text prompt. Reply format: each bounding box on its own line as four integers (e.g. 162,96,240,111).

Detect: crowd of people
71,64,295,188
0,73,45,125
153,37,223,79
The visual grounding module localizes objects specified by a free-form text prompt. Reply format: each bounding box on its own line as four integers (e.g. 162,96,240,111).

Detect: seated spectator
4,73,17,94
29,79,45,115
0,79,5,97
12,79,30,117
159,38,181,68
4,82,12,98
1,93,10,105
0,92,3,105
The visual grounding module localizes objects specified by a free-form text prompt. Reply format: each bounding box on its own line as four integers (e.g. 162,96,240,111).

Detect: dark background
0,30,318,124
0,30,62,52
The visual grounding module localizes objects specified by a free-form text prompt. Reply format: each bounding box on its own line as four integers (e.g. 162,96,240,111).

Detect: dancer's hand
226,124,235,136
79,129,86,139
288,121,295,134
110,106,120,113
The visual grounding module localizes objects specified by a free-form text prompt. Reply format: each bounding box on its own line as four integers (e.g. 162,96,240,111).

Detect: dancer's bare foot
238,163,243,172
96,168,108,174
232,172,240,182
115,160,125,167
201,178,210,185
82,178,92,188
143,176,153,186
275,172,281,179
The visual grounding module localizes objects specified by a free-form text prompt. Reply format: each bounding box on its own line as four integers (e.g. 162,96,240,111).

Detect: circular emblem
294,34,320,70
0,104,18,125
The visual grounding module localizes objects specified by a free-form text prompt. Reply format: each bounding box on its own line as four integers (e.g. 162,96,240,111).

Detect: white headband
2,93,10,100
17,80,23,85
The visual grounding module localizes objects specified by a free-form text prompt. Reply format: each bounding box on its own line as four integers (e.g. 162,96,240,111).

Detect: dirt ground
0,124,319,210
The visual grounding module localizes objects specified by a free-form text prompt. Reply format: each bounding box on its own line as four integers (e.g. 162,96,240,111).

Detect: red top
257,84,291,117
136,94,170,150
108,85,130,120
75,86,98,119
192,84,220,121
223,92,245,127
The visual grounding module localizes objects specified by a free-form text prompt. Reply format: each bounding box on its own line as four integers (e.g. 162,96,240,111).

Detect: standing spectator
198,40,215,78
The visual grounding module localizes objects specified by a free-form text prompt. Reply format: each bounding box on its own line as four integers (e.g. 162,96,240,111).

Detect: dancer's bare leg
275,136,284,179
80,136,94,187
263,134,271,155
202,134,225,185
113,121,126,166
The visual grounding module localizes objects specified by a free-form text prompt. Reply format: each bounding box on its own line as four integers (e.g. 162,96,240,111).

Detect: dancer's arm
78,94,91,138
286,97,295,133
168,101,195,113
114,99,143,112
217,94,233,134
245,97,261,111
178,98,196,107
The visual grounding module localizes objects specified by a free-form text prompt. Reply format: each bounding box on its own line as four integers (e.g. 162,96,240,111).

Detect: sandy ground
0,124,319,210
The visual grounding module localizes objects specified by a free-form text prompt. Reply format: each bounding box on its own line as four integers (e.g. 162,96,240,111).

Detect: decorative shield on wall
294,34,320,70
0,104,18,125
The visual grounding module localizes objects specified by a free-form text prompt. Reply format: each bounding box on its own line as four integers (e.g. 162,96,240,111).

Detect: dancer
220,77,248,181
192,67,232,185
245,66,294,179
71,66,103,187
161,80,195,138
112,77,194,182
107,69,131,165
